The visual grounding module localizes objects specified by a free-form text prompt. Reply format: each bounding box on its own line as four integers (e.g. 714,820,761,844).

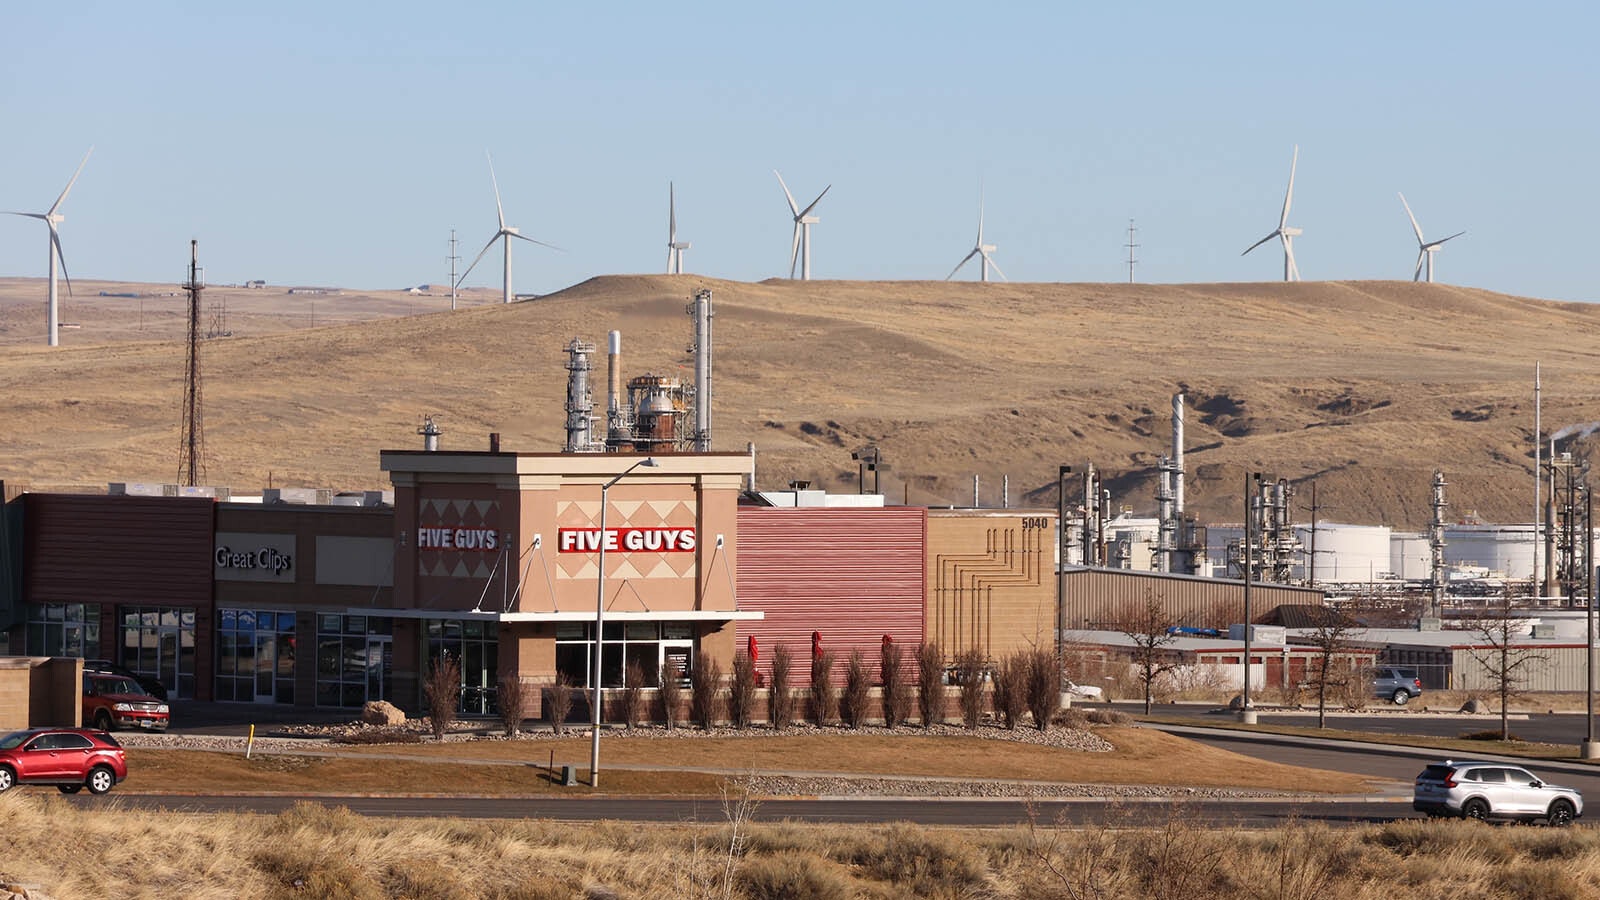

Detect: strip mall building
2,450,1072,716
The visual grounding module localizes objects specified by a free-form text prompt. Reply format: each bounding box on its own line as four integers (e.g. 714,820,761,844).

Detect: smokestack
563,337,599,452
607,330,622,421
1429,470,1448,618
691,289,713,451
1172,393,1185,516
747,441,756,492
489,432,501,453
418,415,441,452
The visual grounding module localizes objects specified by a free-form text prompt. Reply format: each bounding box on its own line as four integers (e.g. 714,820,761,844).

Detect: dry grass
3,275,1596,526
2,790,1598,900
122,727,1375,795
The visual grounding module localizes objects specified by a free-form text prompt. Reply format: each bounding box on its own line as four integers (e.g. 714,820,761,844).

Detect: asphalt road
1114,700,1600,746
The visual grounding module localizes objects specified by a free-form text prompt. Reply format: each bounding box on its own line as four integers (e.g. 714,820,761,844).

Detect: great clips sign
558,527,697,553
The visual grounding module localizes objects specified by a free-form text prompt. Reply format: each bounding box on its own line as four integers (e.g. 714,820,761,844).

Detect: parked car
1065,680,1105,701
0,727,127,795
1413,760,1582,826
84,659,168,701
82,672,170,732
1374,666,1424,705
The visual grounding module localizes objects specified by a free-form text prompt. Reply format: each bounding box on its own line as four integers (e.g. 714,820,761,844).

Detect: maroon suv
82,672,170,731
0,727,128,794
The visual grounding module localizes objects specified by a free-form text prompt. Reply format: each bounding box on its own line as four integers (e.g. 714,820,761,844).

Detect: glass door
660,641,692,684
254,632,277,703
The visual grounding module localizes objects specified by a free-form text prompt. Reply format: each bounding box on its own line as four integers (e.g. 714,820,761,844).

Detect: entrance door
365,637,390,703
254,632,277,703
660,641,692,685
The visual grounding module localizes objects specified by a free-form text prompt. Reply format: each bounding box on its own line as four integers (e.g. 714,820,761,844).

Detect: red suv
0,727,127,794
82,672,170,731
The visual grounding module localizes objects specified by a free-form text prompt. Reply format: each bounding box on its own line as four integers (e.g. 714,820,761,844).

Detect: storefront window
426,618,498,715
315,614,391,708
25,603,100,659
216,609,297,703
553,622,693,690
116,605,195,699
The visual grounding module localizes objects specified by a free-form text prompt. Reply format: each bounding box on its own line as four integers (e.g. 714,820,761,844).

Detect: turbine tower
666,182,690,274
1399,192,1464,283
6,148,93,346
946,190,1006,282
774,170,830,280
1241,145,1302,282
456,152,560,304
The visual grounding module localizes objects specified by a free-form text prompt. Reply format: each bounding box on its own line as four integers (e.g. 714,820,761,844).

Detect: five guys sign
558,527,697,553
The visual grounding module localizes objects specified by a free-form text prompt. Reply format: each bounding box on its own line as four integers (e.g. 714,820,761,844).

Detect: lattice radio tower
179,240,207,486
1125,219,1140,283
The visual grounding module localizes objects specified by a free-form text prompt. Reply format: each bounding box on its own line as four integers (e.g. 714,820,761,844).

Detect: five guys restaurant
3,449,1059,718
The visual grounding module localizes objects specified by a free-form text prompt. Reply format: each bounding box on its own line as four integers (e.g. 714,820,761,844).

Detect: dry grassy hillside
2,274,1597,529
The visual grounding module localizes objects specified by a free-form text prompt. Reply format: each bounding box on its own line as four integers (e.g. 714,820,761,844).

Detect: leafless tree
496,674,530,737
422,653,461,741
619,661,646,729
545,673,575,735
728,651,758,729
809,649,838,727
657,659,683,730
1118,590,1182,715
768,643,795,729
1464,590,1549,740
916,641,946,728
1301,610,1357,728
992,651,1028,729
842,649,872,728
691,654,724,730
954,649,987,728
879,639,912,728
1024,646,1059,731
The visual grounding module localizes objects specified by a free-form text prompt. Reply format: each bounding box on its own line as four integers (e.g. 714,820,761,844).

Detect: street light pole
1586,480,1598,759
1241,471,1261,724
1057,466,1071,692
590,457,658,787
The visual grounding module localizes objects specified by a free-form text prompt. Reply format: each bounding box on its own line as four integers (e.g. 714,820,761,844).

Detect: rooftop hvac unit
108,483,167,497
1228,624,1287,645
264,488,333,505
1531,623,1556,639
174,485,231,500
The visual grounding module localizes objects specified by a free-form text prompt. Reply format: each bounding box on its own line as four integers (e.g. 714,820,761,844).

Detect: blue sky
2,2,1596,300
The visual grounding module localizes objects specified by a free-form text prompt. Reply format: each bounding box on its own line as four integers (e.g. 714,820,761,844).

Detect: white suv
1413,760,1582,826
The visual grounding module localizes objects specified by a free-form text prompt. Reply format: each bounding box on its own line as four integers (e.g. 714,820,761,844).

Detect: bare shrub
916,642,945,727
954,650,986,729
809,649,838,727
844,822,987,897
421,653,461,741
768,643,795,730
691,655,724,729
545,673,575,735
497,675,531,737
729,651,758,729
658,659,684,730
619,661,646,729
991,651,1027,730
842,649,872,728
1085,708,1132,726
879,640,912,728
1023,646,1058,731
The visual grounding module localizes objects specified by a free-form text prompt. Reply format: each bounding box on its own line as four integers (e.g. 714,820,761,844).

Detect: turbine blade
1438,230,1466,244
984,252,1008,282
508,232,562,251
789,223,802,278
456,234,500,287
1242,231,1278,256
669,182,677,243
1414,250,1426,281
1279,145,1298,229
774,170,800,217
51,227,73,296
1398,192,1425,245
946,249,979,280
486,152,506,231
48,147,93,215
798,184,831,219
4,211,47,220
667,247,675,274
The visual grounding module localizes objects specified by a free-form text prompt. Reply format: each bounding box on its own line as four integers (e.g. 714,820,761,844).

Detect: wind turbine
946,190,1005,282
456,152,560,304
1398,192,1464,283
6,147,92,346
666,182,690,274
774,170,830,280
1241,145,1302,282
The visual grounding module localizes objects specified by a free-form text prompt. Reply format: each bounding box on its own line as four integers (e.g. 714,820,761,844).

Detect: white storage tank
1444,523,1537,580
1294,523,1391,583
1390,532,1431,581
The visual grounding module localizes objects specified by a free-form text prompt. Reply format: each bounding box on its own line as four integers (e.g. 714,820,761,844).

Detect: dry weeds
2,790,1598,900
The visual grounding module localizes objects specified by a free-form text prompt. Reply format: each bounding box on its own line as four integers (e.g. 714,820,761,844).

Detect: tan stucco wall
925,510,1057,665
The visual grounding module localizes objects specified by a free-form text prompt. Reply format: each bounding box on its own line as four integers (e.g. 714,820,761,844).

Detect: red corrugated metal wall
24,495,214,607
735,507,926,684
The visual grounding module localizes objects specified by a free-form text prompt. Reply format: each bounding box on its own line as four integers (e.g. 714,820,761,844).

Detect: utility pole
1125,219,1139,283
448,228,460,311
179,240,206,487
1301,481,1333,586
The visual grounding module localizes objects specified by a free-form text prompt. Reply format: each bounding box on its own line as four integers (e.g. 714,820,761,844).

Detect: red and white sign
558,527,697,553
417,527,500,552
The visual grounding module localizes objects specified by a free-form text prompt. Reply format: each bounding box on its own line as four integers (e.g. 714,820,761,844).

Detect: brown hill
1,275,1595,529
